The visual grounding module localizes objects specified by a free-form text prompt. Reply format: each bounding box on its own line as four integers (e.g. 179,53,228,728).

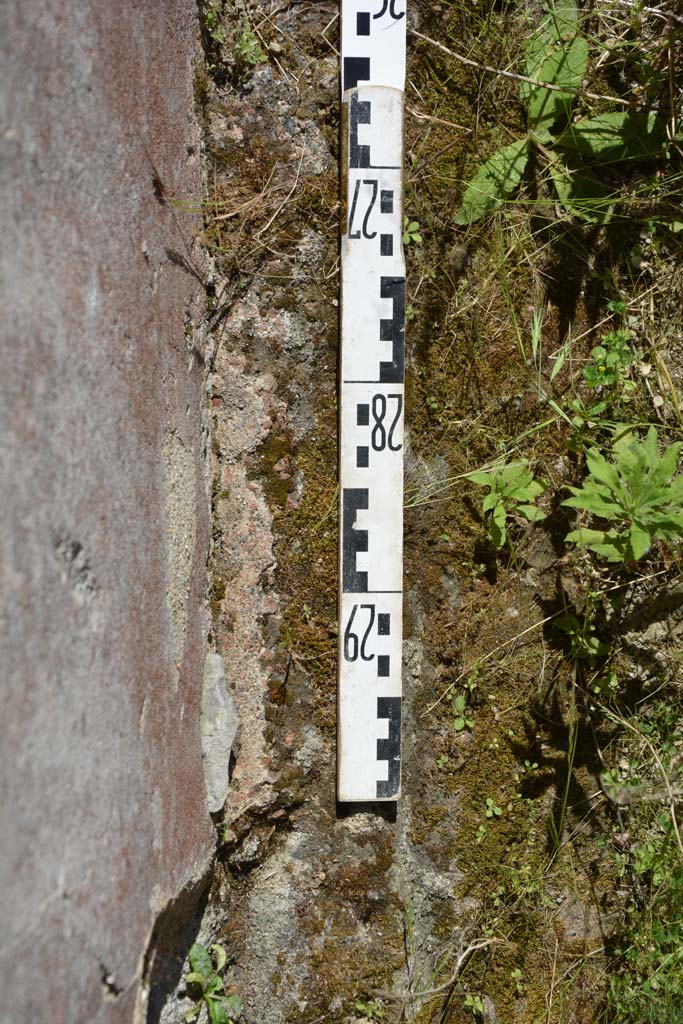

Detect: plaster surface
0,3,213,1020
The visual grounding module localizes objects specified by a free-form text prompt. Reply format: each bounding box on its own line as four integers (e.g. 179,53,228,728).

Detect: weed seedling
353,999,384,1021
467,460,546,549
453,694,474,732
564,426,683,562
403,216,422,246
184,943,241,1024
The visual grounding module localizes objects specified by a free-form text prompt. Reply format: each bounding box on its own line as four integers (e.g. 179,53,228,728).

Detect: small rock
201,653,239,813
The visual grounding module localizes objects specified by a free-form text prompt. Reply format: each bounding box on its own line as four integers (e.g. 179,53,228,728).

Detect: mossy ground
197,1,683,1021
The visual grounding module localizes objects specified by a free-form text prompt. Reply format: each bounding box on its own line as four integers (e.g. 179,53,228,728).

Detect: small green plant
511,967,525,995
556,612,609,666
485,797,503,818
403,216,422,246
467,460,546,548
563,427,683,561
456,1,672,225
234,16,267,70
184,943,241,1024
453,693,474,732
437,753,450,769
464,992,485,1016
583,328,635,392
353,998,384,1021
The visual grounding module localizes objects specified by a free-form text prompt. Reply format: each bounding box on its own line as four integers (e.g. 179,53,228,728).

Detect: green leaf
184,1007,201,1023
627,523,651,560
189,943,213,985
550,161,617,223
456,139,529,224
186,972,208,988
207,998,230,1024
517,504,546,521
482,491,500,512
453,717,466,731
524,36,589,130
563,492,623,519
490,515,506,549
584,448,623,494
492,503,507,528
467,469,496,486
453,695,467,713
205,976,224,996
557,112,667,164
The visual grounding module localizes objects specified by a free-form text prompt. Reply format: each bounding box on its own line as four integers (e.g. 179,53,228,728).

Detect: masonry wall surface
0,3,213,1021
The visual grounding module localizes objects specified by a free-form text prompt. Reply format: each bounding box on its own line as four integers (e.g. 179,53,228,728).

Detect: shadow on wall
143,873,212,1024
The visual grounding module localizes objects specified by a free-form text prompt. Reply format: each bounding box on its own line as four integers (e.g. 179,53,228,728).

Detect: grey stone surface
201,654,239,813
0,2,214,1021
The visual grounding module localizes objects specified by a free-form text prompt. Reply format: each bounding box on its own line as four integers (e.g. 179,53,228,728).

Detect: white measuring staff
338,0,406,802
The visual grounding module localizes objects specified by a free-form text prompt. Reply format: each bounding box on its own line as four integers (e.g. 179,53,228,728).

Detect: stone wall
0,3,214,1021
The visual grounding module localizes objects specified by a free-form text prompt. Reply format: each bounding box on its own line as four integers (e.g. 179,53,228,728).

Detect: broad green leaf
655,439,682,482
550,162,617,223
585,448,622,494
517,504,546,521
565,527,625,561
207,998,230,1024
456,139,529,224
467,470,496,486
563,492,623,519
492,503,507,528
482,492,500,512
189,943,213,984
523,36,589,130
589,540,626,562
524,2,579,77
557,112,667,164
490,516,506,548
627,523,651,560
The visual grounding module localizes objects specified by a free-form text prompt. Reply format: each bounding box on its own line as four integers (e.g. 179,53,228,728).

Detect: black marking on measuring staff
356,445,369,468
378,276,405,383
349,92,400,170
344,56,370,92
342,487,369,593
380,189,394,213
380,234,393,256
356,11,371,34
348,179,378,239
349,92,371,168
377,697,401,798
373,0,405,19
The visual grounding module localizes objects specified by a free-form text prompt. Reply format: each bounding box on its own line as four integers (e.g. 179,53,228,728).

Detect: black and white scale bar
338,0,406,802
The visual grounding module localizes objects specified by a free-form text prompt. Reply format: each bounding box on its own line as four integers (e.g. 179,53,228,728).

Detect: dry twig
409,29,630,108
